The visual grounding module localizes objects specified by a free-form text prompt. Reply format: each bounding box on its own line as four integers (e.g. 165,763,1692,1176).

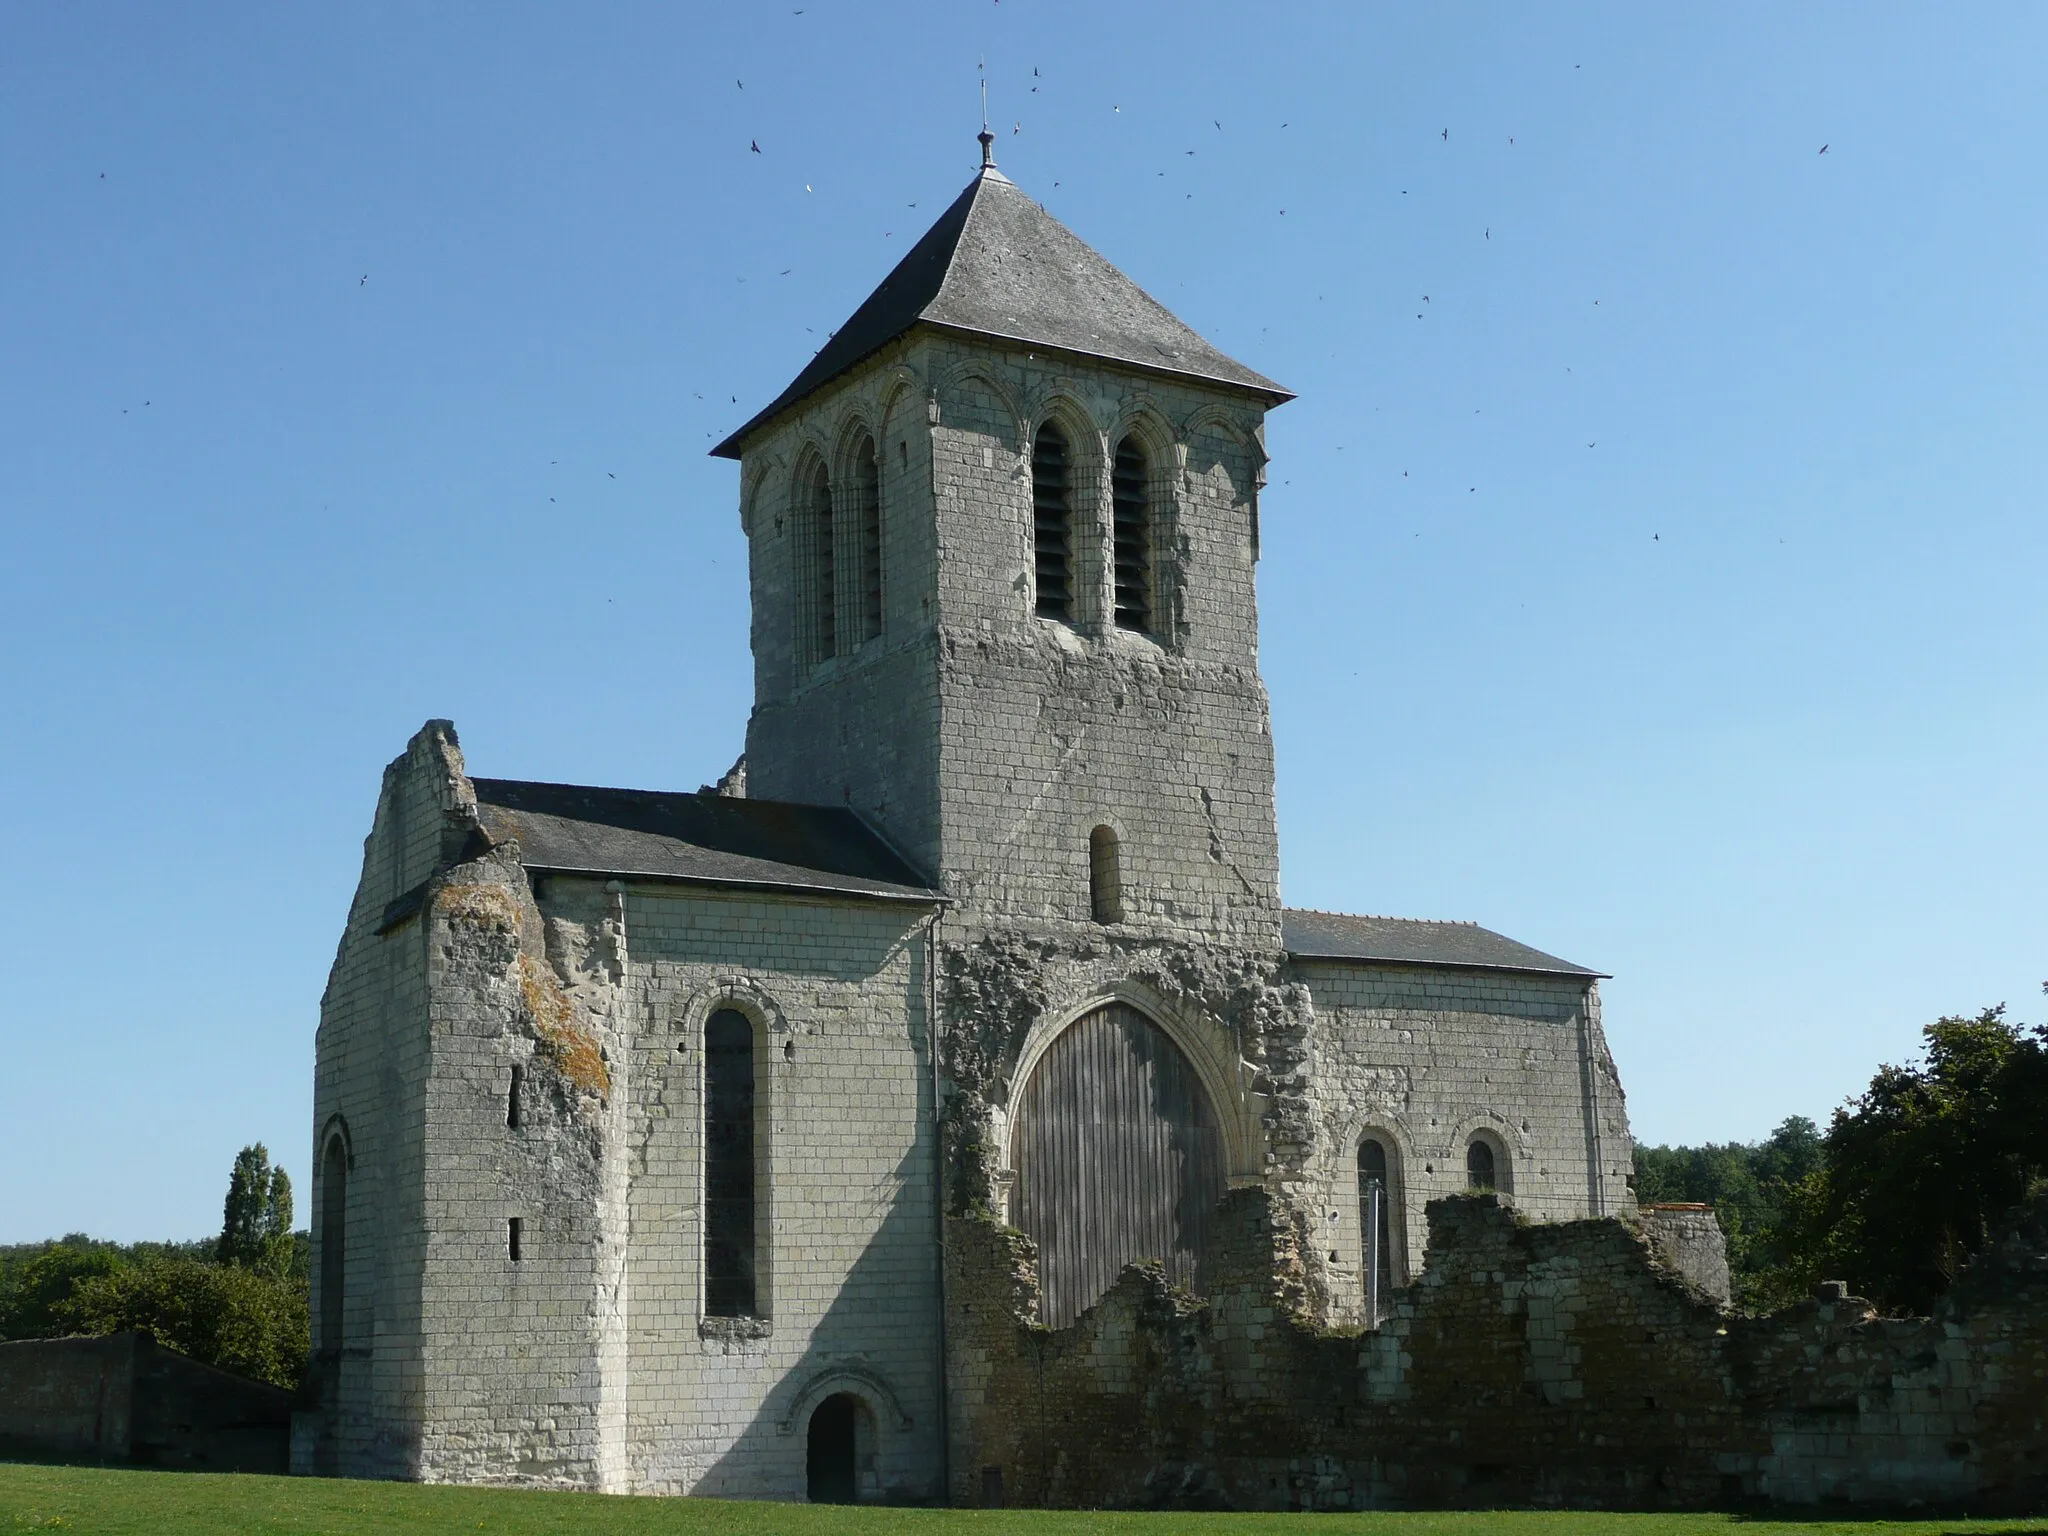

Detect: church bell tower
713,147,1292,945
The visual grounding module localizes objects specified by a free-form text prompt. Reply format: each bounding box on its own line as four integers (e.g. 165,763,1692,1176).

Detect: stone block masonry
947,1189,2048,1513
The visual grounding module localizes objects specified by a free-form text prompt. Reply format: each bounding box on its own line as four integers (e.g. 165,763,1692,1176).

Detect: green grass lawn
2,1464,2044,1536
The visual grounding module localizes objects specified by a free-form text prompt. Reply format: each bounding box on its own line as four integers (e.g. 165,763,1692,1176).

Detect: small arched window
1466,1135,1499,1193
1032,421,1072,621
801,462,836,666
1111,435,1151,633
854,435,882,643
704,1009,759,1316
319,1132,347,1350
1088,825,1121,924
1358,1135,1395,1323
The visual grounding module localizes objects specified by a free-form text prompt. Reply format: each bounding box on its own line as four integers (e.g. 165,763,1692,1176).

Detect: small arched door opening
1010,1002,1225,1326
805,1391,874,1503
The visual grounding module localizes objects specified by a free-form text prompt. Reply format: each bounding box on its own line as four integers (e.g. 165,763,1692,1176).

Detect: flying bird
1818,143,1829,154
1441,128,1448,140
750,140,760,153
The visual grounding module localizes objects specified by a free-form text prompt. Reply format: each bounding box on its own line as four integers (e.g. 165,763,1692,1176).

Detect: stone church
301,142,1634,1499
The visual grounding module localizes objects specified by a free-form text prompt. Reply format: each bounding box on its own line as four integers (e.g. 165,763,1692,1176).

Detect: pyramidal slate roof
1281,910,1604,978
712,164,1290,458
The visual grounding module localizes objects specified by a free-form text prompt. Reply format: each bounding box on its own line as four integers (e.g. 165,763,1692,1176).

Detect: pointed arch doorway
1009,1002,1226,1326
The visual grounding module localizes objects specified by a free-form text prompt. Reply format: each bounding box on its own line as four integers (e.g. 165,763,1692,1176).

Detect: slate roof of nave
1281,910,1604,979
712,164,1290,459
471,780,1598,975
470,778,941,904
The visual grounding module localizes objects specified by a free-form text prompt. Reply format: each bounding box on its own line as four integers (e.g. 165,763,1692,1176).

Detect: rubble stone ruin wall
947,1188,2048,1513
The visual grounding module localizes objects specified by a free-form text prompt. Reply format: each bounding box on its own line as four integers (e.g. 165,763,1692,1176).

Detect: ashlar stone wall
1289,959,1633,1324
306,722,473,1477
741,335,1283,948
304,722,947,1499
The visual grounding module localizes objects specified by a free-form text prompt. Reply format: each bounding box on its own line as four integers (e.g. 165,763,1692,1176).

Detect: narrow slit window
803,462,836,665
856,436,882,643
1111,436,1151,632
507,1065,523,1129
507,1216,523,1262
1466,1137,1497,1192
1088,825,1122,924
704,1008,758,1316
1032,422,1072,621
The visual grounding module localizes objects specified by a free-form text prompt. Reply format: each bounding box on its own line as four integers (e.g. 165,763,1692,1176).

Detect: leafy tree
217,1143,295,1277
58,1255,307,1390
1804,1005,2048,1313
0,1244,126,1340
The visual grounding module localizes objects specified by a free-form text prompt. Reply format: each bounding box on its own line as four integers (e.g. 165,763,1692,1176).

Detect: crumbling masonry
299,151,2046,1508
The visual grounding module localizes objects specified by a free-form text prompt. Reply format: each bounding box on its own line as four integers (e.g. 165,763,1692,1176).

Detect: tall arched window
1032,421,1072,621
704,1009,758,1316
1358,1136,1396,1325
1111,435,1151,633
1088,825,1121,923
1466,1134,1499,1193
800,462,836,666
854,435,882,643
319,1132,347,1350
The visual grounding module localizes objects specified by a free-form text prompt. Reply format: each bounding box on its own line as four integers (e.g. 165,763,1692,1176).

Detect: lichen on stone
517,951,610,1098
436,881,521,933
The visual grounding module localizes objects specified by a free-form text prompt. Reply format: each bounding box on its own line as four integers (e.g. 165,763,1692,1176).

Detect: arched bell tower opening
1008,1002,1226,1326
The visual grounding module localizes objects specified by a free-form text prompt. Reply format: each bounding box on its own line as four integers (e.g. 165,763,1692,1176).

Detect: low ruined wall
0,1334,289,1472
1638,1204,1732,1305
0,1334,137,1460
947,1191,2048,1513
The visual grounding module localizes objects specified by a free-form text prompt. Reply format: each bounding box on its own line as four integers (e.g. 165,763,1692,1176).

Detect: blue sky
3,4,2042,1241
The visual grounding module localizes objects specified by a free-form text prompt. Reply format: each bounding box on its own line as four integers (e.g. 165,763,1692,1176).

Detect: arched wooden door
1010,1002,1226,1326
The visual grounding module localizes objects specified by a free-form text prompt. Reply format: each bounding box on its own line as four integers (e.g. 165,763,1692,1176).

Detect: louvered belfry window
1111,436,1151,632
803,462,836,665
1032,421,1072,621
855,435,882,643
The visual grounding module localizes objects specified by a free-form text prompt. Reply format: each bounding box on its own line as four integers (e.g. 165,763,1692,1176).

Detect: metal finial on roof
979,78,995,169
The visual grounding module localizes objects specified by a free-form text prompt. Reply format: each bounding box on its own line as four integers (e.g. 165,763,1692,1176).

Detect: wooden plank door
1010,1002,1225,1327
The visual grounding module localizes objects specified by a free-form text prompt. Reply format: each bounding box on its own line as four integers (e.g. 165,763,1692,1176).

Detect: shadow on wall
692,1136,941,1505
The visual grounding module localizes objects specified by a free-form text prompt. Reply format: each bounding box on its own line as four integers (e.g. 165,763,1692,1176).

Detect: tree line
0,1144,308,1388
1635,1003,2048,1313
